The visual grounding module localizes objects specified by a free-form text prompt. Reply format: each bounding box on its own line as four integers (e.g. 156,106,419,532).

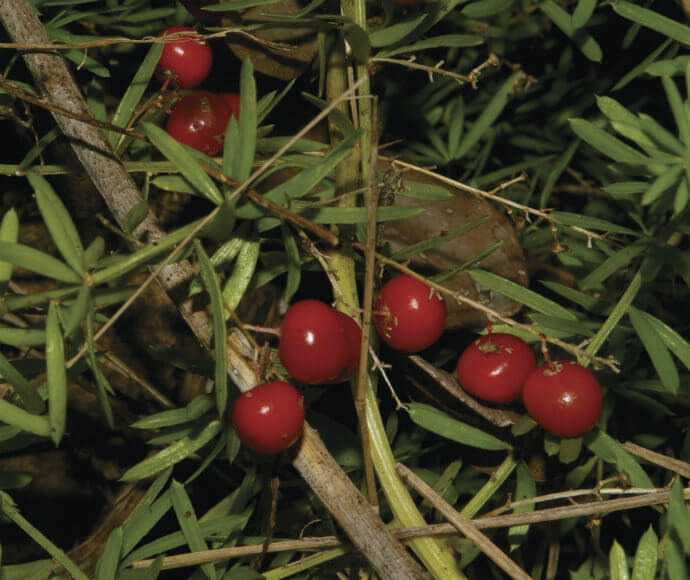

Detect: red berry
522,361,603,438
231,381,305,453
330,310,362,383
221,93,241,119
156,26,212,89
456,333,537,403
165,91,232,156
279,300,350,384
373,275,446,353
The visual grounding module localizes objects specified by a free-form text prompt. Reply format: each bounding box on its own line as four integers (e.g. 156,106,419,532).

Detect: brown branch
621,441,690,478
0,2,427,579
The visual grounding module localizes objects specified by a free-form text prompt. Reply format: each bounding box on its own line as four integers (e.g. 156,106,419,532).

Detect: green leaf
468,269,577,320
0,242,82,284
613,39,673,92
571,0,597,28
282,221,301,303
28,172,86,276
0,327,47,347
0,350,44,414
170,480,215,580
631,526,658,580
377,34,483,58
229,58,257,184
538,0,602,62
665,532,687,580
408,403,511,450
195,241,228,417
662,75,690,146
222,233,260,313
641,166,683,206
585,430,653,487
630,306,679,393
508,461,536,549
609,541,630,580
62,284,91,339
668,477,690,553
86,309,115,429
401,179,453,201
391,215,489,262
370,14,428,48
202,0,283,10
638,310,690,372
596,96,657,153
540,140,579,207
637,113,686,155
569,119,652,165
580,245,645,290
141,123,223,205
0,208,19,294
549,211,640,236
120,419,223,481
46,301,67,446
95,527,123,580
462,0,514,18
0,397,50,437
455,72,521,160
107,42,163,149
612,1,690,46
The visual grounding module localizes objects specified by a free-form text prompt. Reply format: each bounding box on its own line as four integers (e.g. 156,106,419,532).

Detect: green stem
0,491,89,580
460,454,518,519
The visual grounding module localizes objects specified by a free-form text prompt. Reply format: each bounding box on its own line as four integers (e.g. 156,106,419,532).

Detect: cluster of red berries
154,26,240,156
456,333,603,437
230,274,444,454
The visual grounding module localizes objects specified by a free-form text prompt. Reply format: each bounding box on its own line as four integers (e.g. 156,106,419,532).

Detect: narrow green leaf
631,526,658,580
585,430,653,487
28,172,86,275
630,306,679,392
638,310,690,372
641,166,683,206
108,43,163,149
95,527,123,580
583,272,641,366
120,419,223,481
392,216,489,262
84,236,105,268
408,403,511,450
0,327,47,347
609,541,631,580
571,0,597,28
662,75,690,146
580,245,645,290
468,269,577,320
230,58,257,183
369,14,428,48
637,113,686,155
612,1,690,46
508,461,536,549
46,301,67,446
540,140,579,207
301,92,355,137
431,242,504,283
669,477,690,552
282,221,301,303
343,22,371,65
401,179,453,201
170,480,215,580
604,182,648,195
202,0,283,10
540,280,602,311
86,309,115,428
569,119,652,165
613,39,672,92
142,123,223,205
0,351,44,414
62,284,91,338
0,242,82,284
455,72,521,159
549,211,640,236
538,0,602,61
596,96,657,153
0,398,50,437
0,208,19,294
195,241,228,417
461,0,514,18
222,233,260,313
378,35,483,58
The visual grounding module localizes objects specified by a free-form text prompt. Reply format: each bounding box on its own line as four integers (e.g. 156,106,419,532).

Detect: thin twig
621,441,690,478
396,463,531,580
371,57,471,85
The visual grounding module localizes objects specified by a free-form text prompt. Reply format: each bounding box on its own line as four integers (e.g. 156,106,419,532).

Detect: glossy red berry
374,275,446,353
522,361,603,438
330,310,362,383
456,333,537,403
156,26,212,89
231,381,305,453
279,300,350,384
165,91,232,156
221,93,241,119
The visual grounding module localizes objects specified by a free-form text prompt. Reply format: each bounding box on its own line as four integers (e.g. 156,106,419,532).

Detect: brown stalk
0,2,427,578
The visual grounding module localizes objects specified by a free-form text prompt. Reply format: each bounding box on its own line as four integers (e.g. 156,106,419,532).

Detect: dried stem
371,57,471,85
